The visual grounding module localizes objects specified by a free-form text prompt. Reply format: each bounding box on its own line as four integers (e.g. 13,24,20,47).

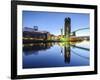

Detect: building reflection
23,42,53,55
23,41,89,64
64,42,70,64
59,42,71,64
23,42,72,64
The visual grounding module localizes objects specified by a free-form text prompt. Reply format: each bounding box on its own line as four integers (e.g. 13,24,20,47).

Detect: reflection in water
23,42,71,64
23,42,53,55
64,42,70,64
71,50,89,60
58,42,71,64
23,41,90,68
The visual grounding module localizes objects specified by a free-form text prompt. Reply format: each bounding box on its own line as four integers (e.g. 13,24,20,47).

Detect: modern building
23,27,51,40
64,17,71,38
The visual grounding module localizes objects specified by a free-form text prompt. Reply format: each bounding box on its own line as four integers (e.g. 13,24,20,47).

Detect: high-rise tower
64,17,71,38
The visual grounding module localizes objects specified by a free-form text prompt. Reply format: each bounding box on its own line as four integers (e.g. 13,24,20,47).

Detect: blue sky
22,11,90,36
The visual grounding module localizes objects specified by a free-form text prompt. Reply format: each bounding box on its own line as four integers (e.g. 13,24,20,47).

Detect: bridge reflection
23,41,89,64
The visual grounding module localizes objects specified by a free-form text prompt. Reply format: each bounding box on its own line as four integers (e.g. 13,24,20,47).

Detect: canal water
23,41,90,69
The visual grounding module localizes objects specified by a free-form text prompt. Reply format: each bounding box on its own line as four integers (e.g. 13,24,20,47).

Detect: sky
22,11,90,36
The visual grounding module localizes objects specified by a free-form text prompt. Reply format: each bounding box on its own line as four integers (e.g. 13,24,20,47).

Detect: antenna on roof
33,26,38,31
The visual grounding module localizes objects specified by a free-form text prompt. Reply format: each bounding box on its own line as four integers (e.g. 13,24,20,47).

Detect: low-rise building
23,27,51,40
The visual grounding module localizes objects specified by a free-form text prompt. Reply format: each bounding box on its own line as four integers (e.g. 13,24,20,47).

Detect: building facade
64,17,71,38
23,27,51,40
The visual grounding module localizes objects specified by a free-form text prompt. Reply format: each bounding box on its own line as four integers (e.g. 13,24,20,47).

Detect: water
23,41,90,69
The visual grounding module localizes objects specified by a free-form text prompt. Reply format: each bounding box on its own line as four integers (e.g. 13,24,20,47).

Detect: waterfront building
64,17,71,38
23,27,51,40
